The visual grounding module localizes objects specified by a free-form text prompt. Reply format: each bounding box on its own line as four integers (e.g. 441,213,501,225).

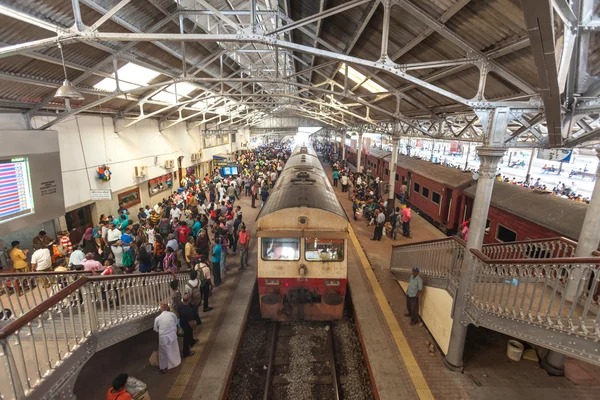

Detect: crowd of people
322,148,413,242
494,174,591,203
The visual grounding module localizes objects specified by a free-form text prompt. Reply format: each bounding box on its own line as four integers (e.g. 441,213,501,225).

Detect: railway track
262,321,340,400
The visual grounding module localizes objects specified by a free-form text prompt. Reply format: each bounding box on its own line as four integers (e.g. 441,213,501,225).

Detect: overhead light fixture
55,43,84,101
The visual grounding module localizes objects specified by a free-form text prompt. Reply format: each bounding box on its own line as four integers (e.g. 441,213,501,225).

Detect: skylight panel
93,78,140,92
94,62,162,92
338,64,386,94
117,63,161,85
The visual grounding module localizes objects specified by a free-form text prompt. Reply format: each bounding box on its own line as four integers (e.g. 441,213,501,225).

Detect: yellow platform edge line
166,285,232,400
348,224,435,400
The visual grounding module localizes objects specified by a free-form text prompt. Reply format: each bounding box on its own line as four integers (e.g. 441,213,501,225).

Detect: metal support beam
520,0,563,147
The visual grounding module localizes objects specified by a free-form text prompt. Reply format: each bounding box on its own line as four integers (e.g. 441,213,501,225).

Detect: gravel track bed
333,317,375,400
228,293,374,400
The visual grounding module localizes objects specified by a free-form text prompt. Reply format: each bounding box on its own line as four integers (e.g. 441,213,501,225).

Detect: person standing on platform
405,268,423,325
261,186,269,208
340,173,348,192
401,204,412,238
178,294,199,358
333,169,339,187
399,180,408,204
251,183,257,208
211,238,222,287
371,210,385,241
196,260,213,312
238,224,250,269
153,302,181,373
9,241,29,273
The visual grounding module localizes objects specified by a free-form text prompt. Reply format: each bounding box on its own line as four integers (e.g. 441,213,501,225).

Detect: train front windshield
305,238,344,261
261,238,300,260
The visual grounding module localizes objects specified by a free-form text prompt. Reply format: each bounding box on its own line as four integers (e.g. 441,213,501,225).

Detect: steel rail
327,323,341,400
262,321,278,400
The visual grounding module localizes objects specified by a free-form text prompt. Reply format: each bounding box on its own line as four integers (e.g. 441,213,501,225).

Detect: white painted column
341,134,346,162
566,149,600,297
387,135,400,216
356,132,363,173
444,146,505,371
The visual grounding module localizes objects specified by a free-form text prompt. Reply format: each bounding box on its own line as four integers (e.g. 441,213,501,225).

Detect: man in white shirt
31,244,52,271
170,205,182,222
106,223,122,244
153,302,181,373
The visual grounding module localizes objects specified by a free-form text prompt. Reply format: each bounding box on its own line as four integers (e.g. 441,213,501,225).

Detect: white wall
1,113,250,211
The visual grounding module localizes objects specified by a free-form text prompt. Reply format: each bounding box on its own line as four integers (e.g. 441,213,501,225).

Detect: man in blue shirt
405,267,423,325
211,238,222,287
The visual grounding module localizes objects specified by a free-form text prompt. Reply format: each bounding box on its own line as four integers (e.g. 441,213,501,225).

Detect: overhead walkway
0,270,191,400
391,237,600,366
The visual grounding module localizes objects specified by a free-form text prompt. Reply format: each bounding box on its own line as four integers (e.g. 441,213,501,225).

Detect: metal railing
1,271,92,318
468,249,600,341
390,237,465,288
0,271,189,400
481,237,578,260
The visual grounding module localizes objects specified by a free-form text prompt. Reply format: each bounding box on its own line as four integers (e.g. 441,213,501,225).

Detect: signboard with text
90,189,112,200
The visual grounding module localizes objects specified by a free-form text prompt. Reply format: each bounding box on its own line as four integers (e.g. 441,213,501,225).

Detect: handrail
470,249,600,265
0,270,191,400
0,270,93,278
391,237,456,249
481,236,578,248
0,271,179,339
0,279,88,340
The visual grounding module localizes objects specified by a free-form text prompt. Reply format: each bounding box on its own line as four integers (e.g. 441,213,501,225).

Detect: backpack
186,281,202,306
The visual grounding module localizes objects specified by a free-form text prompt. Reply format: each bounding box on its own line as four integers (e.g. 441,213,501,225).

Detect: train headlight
265,279,280,285
325,280,340,286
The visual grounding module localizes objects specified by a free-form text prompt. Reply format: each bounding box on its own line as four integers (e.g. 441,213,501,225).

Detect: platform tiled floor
326,163,600,399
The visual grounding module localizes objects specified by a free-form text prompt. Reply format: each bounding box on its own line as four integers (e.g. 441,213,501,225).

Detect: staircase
390,237,600,366
0,271,191,400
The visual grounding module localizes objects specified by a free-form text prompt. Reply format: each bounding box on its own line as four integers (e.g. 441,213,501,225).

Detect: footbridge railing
1,271,92,318
0,271,190,400
390,237,600,366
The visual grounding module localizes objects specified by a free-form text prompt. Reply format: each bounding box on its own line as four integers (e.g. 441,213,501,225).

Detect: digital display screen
0,158,35,223
221,166,239,176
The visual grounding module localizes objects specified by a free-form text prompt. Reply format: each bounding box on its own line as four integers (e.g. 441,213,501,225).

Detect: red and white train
344,147,588,243
256,145,348,320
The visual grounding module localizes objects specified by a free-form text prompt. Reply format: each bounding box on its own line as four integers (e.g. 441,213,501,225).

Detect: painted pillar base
443,358,464,372
541,350,565,376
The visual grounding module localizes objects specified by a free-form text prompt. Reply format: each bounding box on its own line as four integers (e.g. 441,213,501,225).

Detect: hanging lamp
54,43,84,101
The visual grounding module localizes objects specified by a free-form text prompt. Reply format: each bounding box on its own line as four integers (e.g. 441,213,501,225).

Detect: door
65,205,93,245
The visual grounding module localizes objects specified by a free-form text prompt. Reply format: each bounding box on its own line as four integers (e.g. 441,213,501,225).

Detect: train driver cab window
305,238,344,261
414,182,420,194
261,238,300,261
496,224,517,242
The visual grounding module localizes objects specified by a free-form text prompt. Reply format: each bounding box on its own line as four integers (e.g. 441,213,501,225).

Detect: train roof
362,148,474,189
257,151,348,221
464,182,587,240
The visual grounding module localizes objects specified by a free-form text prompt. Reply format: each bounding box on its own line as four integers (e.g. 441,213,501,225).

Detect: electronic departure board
0,158,34,223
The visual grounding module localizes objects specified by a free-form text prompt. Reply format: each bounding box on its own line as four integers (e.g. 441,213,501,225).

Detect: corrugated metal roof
0,0,561,126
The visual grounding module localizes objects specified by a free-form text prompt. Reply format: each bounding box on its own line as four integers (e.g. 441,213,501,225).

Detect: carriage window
395,173,399,181
432,192,441,204
385,169,389,176
485,219,491,235
414,183,420,193
421,187,430,198
496,224,517,242
261,238,300,261
305,238,344,262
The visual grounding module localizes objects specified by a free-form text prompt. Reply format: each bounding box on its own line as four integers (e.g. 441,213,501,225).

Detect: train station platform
72,195,260,400
325,163,600,399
